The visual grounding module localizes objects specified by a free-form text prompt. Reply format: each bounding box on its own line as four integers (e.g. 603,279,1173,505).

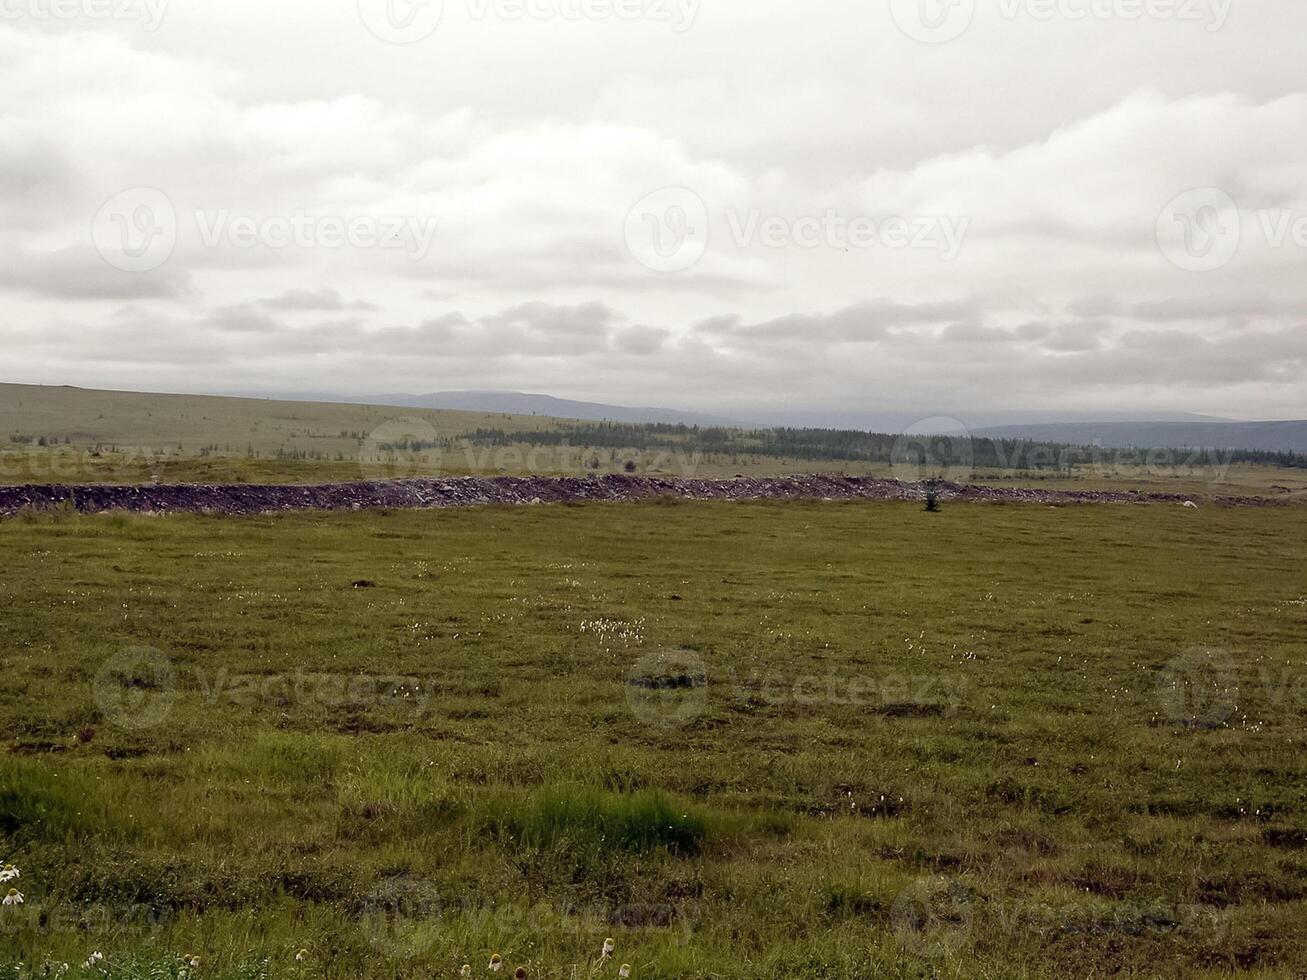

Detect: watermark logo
624,187,709,273
891,417,974,485
626,649,708,730
891,876,975,957
92,190,439,272
625,192,968,273
93,646,176,731
360,417,442,480
90,188,177,274
890,0,975,43
1156,646,1239,730
1157,187,1307,272
361,878,446,956
0,0,170,31
1156,187,1241,273
358,0,444,42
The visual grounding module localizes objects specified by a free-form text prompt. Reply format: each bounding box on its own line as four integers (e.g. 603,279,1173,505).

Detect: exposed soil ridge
0,475,1275,517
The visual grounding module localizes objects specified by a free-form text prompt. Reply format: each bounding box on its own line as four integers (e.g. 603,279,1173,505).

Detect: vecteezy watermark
891,418,975,485
93,648,434,730
0,443,166,483
998,0,1232,30
727,669,969,715
623,652,971,732
465,0,700,30
192,669,432,715
1156,187,1307,273
90,188,439,272
725,210,969,259
1153,645,1307,732
194,210,438,260
0,900,171,939
890,0,1232,43
360,418,706,480
361,882,694,958
624,190,968,273
0,0,169,31
359,0,699,42
889,876,1230,958
987,441,1238,486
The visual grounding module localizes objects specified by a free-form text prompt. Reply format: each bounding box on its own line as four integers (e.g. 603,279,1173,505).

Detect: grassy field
0,383,573,485
5,383,1307,498
1,499,1305,978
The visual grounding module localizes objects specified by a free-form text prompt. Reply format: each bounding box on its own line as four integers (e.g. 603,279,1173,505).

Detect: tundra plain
0,498,1304,978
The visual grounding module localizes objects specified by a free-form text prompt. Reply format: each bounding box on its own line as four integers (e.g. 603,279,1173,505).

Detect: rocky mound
0,475,1274,517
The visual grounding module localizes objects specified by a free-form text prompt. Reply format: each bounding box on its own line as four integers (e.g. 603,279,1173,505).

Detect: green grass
0,499,1305,977
489,788,708,857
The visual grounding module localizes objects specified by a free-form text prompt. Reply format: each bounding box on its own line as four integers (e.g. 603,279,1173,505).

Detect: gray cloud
260,288,378,312
0,247,196,302
205,304,284,334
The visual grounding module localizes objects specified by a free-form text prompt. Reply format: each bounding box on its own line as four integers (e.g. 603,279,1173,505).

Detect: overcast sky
2,0,1306,422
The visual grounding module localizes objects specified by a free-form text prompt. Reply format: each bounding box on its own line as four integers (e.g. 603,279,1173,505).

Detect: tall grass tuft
0,762,122,843
491,787,706,857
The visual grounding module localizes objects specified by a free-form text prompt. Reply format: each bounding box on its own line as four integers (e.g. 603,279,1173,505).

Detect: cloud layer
2,4,1306,420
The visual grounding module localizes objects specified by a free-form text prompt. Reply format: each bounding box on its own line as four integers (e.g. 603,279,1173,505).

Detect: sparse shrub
924,480,941,512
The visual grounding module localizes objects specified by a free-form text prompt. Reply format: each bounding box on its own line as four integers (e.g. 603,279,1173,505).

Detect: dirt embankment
0,475,1278,517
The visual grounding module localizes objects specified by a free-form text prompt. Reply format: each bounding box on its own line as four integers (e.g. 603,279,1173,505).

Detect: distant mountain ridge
974,420,1307,455
211,386,1307,455
273,391,1227,434
400,397,1306,455
336,390,743,427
